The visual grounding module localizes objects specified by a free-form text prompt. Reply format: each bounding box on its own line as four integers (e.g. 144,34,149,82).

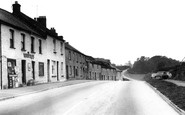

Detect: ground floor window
52,60,56,77
61,62,63,76
39,62,44,76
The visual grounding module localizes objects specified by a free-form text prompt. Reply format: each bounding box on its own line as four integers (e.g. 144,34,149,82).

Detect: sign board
23,53,34,59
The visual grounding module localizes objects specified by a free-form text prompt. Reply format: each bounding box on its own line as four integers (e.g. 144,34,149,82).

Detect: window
70,66,72,75
60,42,63,55
10,29,15,48
69,51,71,60
76,54,78,63
61,62,63,75
76,67,78,76
21,34,25,51
52,61,56,77
31,37,35,53
39,62,44,76
39,39,42,54
53,39,56,53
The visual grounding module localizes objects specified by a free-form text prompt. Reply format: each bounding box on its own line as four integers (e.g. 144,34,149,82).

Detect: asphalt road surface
0,81,179,115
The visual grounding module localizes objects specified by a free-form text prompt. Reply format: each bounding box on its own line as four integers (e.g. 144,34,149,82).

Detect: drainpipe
0,23,2,89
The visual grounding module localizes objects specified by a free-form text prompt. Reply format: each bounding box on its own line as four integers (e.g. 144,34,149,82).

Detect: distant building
0,1,66,89
65,42,87,80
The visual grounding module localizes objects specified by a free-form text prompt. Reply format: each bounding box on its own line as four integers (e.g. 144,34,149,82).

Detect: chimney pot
12,1,21,14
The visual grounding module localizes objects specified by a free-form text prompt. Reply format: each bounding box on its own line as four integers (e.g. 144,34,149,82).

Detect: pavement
165,79,185,87
0,80,93,101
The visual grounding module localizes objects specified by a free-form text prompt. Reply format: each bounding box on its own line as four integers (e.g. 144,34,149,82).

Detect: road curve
0,81,179,115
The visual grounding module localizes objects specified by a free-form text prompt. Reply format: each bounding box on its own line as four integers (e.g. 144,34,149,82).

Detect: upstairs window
53,39,56,53
39,39,42,54
10,29,15,49
21,33,25,51
69,51,71,60
60,42,63,55
31,37,35,53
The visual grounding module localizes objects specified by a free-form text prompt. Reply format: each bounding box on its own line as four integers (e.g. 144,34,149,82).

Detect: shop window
10,29,15,49
21,33,26,51
39,62,44,76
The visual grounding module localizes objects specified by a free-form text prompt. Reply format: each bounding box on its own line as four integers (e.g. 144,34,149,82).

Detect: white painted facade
0,24,66,89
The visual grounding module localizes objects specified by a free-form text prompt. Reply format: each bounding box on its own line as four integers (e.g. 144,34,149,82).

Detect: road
0,81,179,115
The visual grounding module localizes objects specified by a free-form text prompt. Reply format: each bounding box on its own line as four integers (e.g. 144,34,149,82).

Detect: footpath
165,79,185,87
0,80,93,101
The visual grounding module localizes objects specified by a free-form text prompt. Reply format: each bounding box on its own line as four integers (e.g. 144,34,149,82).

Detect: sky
1,0,185,65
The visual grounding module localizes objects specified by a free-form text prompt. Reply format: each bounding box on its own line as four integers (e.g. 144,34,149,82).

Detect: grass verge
144,74,185,111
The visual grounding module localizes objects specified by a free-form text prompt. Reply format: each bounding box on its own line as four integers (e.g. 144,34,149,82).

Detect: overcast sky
1,0,185,65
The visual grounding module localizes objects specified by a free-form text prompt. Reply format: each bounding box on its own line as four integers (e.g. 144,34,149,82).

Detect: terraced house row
0,1,122,89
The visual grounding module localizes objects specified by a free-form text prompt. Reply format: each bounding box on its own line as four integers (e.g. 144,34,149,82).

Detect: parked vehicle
151,71,172,79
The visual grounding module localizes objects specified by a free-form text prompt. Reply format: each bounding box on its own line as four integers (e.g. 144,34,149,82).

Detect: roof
0,8,39,36
0,2,64,42
91,59,115,69
13,12,63,41
65,42,86,56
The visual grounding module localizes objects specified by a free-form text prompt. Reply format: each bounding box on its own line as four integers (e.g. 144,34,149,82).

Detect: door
66,65,69,79
47,59,50,82
21,60,26,84
32,61,35,80
73,66,75,78
57,61,59,81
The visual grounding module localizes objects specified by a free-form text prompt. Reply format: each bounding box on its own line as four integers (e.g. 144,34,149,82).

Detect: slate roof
65,42,86,56
0,8,39,36
0,4,64,42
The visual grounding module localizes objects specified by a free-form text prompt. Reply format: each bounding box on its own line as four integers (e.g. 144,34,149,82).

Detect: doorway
66,65,69,79
21,60,26,84
31,61,35,80
7,59,16,88
57,61,59,81
47,60,50,82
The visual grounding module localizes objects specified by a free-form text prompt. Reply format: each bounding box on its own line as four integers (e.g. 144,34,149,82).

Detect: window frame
31,36,35,53
53,39,57,53
39,39,42,54
9,29,15,49
38,62,44,76
21,33,26,51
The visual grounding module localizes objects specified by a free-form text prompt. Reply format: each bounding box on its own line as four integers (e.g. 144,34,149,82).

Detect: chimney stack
50,28,58,35
36,16,47,27
12,1,21,14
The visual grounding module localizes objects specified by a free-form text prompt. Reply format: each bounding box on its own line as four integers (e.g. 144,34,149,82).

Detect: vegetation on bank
144,74,185,111
128,55,180,74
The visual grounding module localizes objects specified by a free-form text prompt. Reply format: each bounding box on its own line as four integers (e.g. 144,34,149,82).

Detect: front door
47,59,50,82
32,61,35,80
57,61,59,81
66,65,69,79
21,60,26,84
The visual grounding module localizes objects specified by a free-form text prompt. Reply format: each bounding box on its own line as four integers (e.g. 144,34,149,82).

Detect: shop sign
23,53,34,59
